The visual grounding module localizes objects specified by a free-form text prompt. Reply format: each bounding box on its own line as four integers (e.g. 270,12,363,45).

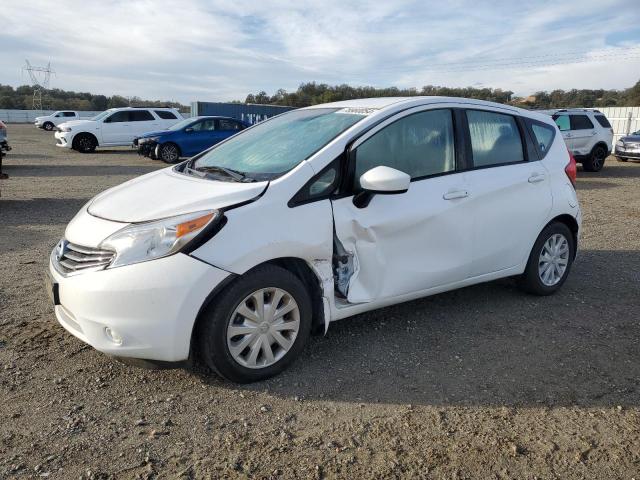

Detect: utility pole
23,60,55,111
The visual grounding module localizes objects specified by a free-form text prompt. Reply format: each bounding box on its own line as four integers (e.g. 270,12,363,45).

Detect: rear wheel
43,122,54,131
582,145,607,172
196,265,312,383
72,133,97,153
517,222,575,296
158,143,180,163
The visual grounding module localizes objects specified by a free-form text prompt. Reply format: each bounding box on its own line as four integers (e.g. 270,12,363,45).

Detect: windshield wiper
197,165,256,182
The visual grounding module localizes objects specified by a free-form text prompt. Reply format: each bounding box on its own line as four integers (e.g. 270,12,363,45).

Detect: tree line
245,80,640,109
1,79,638,112
0,84,188,112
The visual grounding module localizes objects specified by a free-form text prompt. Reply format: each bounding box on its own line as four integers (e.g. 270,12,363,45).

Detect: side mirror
353,166,410,208
185,127,194,133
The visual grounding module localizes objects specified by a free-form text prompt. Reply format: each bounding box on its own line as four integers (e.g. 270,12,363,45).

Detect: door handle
443,190,469,200
528,173,546,183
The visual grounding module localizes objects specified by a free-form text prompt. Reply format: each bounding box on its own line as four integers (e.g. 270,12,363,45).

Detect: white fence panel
599,107,640,141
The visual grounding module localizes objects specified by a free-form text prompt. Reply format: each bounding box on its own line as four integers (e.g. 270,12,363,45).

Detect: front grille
53,240,115,275
625,142,640,149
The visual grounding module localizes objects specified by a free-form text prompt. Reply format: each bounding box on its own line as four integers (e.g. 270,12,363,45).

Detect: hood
620,134,640,143
87,167,267,223
59,119,96,129
140,129,171,138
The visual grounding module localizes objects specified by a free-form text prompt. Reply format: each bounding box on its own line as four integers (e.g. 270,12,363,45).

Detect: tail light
565,149,577,188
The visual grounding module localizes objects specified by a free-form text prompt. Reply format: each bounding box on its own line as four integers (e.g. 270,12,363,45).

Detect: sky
1,0,639,104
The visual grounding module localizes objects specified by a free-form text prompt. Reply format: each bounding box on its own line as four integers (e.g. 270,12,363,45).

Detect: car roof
304,96,552,124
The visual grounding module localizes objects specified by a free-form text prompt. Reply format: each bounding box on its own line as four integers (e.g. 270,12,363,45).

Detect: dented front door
331,173,472,304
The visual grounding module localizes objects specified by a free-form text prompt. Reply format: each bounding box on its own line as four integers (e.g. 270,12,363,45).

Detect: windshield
169,118,198,131
92,111,112,121
190,108,365,180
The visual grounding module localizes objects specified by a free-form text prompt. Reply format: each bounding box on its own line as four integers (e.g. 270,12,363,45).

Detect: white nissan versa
47,97,581,382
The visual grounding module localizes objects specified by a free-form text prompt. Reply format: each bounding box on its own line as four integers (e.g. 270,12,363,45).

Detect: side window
594,115,611,128
467,110,524,167
570,115,594,130
54,113,62,117
105,111,130,123
191,120,216,131
354,109,455,187
155,110,177,120
553,115,570,132
129,110,154,122
63,112,75,117
530,121,556,157
219,119,243,131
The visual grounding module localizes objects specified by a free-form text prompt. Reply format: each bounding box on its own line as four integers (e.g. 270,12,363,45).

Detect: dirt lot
1,124,639,479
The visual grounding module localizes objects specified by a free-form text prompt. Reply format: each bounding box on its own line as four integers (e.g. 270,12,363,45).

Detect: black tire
43,122,54,131
616,156,628,162
158,143,180,163
582,144,607,172
196,265,312,383
517,222,575,296
72,133,97,153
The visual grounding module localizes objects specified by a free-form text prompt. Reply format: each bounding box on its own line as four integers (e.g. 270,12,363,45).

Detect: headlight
139,136,160,144
100,210,219,268
60,126,72,132
616,140,624,147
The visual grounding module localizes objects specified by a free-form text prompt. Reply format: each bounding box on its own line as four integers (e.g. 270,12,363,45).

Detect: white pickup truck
35,111,80,131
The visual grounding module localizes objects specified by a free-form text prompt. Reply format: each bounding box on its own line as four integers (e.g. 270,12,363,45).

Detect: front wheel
158,143,180,163
72,133,97,153
43,122,54,131
583,145,607,172
517,222,575,296
196,265,312,383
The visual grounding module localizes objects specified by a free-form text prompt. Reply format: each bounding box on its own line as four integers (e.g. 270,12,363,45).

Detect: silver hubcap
538,233,569,286
227,288,300,369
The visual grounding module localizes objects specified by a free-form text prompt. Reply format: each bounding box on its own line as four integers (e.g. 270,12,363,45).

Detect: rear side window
156,110,177,119
570,115,594,130
553,115,570,131
529,121,556,157
354,109,455,185
467,110,524,167
191,119,216,131
218,119,244,131
594,115,611,128
130,110,154,122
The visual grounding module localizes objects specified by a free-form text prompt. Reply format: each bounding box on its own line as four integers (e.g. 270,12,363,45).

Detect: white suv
47,97,581,382
54,107,182,153
35,111,79,131
551,109,613,172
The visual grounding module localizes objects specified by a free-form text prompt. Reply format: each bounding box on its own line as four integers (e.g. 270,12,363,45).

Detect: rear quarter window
156,110,177,120
594,115,611,128
528,120,556,158
130,110,154,121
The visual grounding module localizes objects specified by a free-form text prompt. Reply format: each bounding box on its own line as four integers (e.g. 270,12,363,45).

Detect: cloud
0,0,638,103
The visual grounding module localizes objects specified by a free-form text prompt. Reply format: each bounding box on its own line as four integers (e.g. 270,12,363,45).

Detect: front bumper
54,130,73,148
48,251,231,362
615,146,640,159
134,138,159,159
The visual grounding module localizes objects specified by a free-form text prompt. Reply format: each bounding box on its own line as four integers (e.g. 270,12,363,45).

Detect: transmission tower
23,60,55,111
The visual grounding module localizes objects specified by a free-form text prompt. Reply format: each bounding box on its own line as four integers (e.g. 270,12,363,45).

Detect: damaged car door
331,107,472,304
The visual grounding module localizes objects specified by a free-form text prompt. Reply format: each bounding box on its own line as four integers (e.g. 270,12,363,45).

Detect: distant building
190,102,294,125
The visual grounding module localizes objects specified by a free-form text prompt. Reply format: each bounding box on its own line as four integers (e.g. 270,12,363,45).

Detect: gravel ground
1,124,639,479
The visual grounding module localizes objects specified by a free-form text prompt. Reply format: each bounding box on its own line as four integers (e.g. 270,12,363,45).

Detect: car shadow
575,180,616,190
586,161,640,179
0,198,90,226
198,249,640,408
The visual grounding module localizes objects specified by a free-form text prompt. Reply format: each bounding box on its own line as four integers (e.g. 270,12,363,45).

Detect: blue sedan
134,116,250,163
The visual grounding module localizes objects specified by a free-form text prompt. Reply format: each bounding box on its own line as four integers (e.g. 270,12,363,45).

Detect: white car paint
35,110,79,130
49,96,581,368
54,107,182,150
